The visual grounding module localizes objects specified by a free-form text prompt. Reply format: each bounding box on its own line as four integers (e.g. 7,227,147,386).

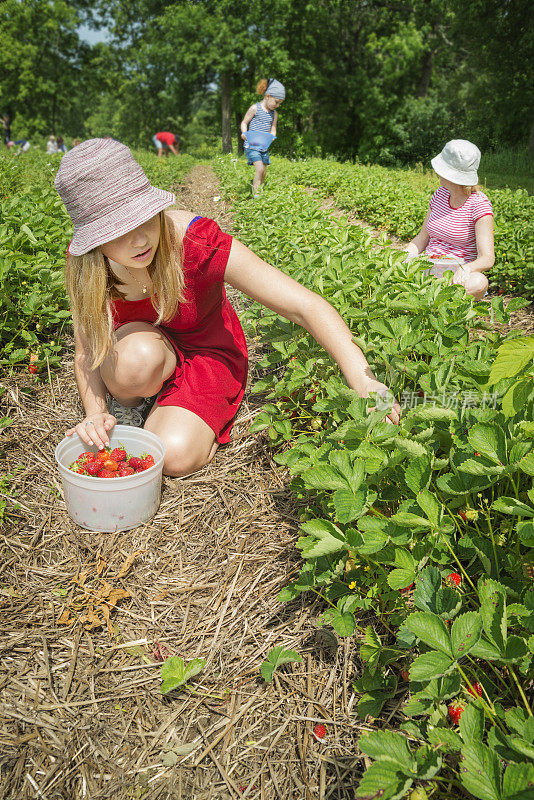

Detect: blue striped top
249,102,274,133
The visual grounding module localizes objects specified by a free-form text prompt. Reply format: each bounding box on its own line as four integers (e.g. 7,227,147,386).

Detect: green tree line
1,0,532,164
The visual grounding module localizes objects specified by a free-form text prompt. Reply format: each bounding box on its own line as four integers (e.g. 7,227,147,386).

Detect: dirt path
0,165,365,800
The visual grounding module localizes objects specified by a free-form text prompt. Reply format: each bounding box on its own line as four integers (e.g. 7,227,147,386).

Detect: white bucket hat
431,139,481,186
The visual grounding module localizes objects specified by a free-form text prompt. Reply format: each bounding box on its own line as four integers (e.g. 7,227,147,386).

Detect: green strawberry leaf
358,730,416,773
260,646,302,683
460,742,502,800
409,651,455,681
416,488,442,528
356,760,413,800
502,762,534,800
459,703,485,744
160,656,206,695
492,497,534,517
405,612,453,656
450,611,483,659
404,456,432,494
478,578,507,651
333,487,367,523
415,744,442,779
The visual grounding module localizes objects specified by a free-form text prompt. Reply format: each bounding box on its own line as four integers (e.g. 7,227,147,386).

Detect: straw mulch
0,165,371,800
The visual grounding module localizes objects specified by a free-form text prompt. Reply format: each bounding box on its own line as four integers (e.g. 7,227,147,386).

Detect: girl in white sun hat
54,138,400,478
404,139,494,299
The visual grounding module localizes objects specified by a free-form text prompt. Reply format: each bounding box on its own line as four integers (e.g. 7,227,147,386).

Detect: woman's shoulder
470,189,491,204
429,186,447,206
166,209,198,240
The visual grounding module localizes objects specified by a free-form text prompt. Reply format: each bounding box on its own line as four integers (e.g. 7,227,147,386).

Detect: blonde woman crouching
55,139,400,477
404,140,495,299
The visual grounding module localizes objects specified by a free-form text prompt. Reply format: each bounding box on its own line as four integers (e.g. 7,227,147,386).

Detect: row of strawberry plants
214,154,534,800
271,157,534,299
0,149,196,374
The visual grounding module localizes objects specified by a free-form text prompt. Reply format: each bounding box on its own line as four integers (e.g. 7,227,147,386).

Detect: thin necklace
123,264,151,294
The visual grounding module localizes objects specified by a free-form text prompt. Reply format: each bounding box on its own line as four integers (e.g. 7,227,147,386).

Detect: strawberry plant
257,157,534,298
215,154,534,800
0,148,195,374
160,656,206,695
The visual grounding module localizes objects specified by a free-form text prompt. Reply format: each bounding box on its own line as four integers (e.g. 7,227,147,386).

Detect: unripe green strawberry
410,789,428,800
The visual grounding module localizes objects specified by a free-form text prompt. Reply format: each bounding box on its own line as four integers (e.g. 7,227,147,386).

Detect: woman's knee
161,433,216,477
468,272,488,299
103,329,175,393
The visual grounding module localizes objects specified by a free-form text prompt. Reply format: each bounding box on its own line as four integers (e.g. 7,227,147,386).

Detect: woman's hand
452,266,472,288
241,132,247,141
66,411,117,449
354,376,401,425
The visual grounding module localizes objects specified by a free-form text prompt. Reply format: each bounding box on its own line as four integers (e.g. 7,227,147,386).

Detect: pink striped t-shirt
425,186,493,262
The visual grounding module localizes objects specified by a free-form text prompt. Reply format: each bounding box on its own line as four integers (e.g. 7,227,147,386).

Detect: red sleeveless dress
111,217,248,443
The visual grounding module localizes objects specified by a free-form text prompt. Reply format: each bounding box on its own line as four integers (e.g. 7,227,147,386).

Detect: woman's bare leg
465,272,489,300
144,404,218,477
100,322,177,406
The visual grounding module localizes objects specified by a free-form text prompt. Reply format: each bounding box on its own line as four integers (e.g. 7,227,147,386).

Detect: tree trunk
221,71,232,154
417,50,434,97
235,111,244,155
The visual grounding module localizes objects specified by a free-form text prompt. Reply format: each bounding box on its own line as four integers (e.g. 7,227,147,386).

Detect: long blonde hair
65,211,185,369
461,184,482,196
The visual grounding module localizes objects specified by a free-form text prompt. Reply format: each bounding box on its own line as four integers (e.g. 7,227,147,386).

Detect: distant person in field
7,139,30,154
47,136,58,154
53,139,399,477
72,138,81,148
153,131,180,157
1,113,11,146
404,140,494,299
240,78,285,198
56,136,68,153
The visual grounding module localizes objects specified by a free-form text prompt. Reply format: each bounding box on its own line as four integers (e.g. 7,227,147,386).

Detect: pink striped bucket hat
54,138,175,256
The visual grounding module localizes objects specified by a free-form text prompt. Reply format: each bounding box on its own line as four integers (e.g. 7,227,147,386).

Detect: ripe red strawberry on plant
446,572,461,587
313,723,326,740
467,681,483,698
28,364,38,374
400,669,410,681
400,582,414,593
458,510,467,522
448,700,465,725
110,448,127,462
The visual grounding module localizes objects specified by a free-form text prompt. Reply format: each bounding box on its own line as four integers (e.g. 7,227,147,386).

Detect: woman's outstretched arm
225,238,401,423
404,209,431,260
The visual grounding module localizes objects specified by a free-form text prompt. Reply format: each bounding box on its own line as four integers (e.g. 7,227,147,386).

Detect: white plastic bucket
425,256,464,279
54,425,166,532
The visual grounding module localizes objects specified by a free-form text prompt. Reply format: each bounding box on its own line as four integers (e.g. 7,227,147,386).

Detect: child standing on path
241,79,284,198
404,139,494,299
55,139,399,477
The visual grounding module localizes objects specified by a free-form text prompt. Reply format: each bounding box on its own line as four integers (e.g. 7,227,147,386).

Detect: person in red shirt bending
153,131,180,157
